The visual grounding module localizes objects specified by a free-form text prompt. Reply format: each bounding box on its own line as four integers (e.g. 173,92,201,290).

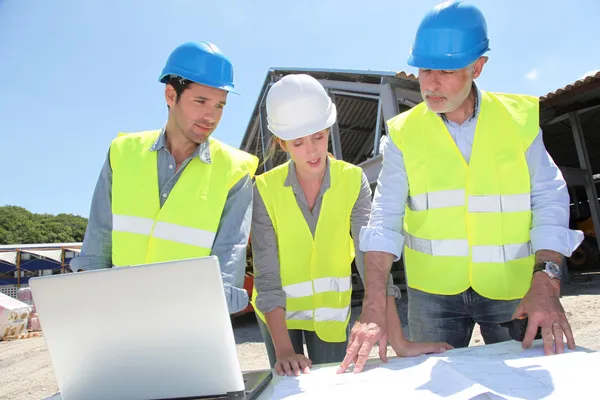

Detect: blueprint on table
271,341,598,400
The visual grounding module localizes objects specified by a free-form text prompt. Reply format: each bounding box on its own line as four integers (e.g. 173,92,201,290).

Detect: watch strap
533,262,546,274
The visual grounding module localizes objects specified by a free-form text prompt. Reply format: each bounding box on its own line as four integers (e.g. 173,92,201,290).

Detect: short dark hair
166,76,193,103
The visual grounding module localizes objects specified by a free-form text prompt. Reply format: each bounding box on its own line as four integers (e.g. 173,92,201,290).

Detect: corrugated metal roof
395,71,418,81
239,67,420,172
267,67,417,81
241,66,600,179
540,70,600,102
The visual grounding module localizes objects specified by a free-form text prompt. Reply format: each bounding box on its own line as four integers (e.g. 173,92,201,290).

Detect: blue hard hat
407,1,490,70
159,41,238,94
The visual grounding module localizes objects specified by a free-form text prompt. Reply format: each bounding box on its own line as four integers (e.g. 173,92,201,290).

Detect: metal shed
239,68,600,278
539,71,600,259
240,67,421,186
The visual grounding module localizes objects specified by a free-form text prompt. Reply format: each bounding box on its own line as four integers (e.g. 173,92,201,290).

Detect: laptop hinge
225,390,246,398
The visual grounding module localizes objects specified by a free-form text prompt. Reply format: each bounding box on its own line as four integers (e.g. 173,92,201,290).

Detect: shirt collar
438,81,481,124
149,126,212,164
284,157,331,191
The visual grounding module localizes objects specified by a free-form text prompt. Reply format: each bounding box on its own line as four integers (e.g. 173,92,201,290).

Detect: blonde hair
261,135,279,167
261,128,334,168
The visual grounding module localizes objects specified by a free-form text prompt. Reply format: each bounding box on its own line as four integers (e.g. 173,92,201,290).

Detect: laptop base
46,370,273,400
140,370,274,400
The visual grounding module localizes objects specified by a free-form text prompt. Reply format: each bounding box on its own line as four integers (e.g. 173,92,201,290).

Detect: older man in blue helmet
340,1,584,373
71,42,259,314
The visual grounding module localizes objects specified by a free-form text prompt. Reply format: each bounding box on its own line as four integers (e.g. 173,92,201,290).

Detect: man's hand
274,351,312,377
390,336,454,358
337,306,387,374
384,295,453,358
338,251,395,373
512,272,575,355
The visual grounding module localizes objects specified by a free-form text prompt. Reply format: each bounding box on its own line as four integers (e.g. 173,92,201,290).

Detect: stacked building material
17,287,41,331
0,292,30,340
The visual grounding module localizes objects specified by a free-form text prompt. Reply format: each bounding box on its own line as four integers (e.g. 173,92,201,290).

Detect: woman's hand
275,350,313,376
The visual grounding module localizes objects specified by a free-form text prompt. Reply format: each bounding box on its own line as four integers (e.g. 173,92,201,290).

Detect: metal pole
544,103,600,126
373,98,383,156
328,90,343,160
16,250,21,287
569,112,600,252
258,105,273,172
61,248,65,274
317,79,381,95
380,82,400,121
380,82,400,135
257,82,275,173
329,90,380,100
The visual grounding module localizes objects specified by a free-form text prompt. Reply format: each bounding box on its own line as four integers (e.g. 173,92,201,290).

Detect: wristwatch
533,261,562,281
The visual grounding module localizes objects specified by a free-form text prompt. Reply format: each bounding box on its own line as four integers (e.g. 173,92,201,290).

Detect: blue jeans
407,287,521,349
257,316,349,368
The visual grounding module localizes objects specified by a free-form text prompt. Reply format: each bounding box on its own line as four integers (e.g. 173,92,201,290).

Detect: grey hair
467,61,476,75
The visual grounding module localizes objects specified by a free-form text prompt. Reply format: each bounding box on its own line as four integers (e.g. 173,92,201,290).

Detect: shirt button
169,164,174,169
162,193,167,198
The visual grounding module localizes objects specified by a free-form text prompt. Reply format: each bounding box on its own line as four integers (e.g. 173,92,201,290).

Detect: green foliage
0,206,87,245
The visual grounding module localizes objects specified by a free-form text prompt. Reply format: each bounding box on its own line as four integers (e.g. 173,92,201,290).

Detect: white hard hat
266,74,337,141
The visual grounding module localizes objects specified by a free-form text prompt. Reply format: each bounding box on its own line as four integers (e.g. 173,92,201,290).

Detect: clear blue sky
1,0,599,217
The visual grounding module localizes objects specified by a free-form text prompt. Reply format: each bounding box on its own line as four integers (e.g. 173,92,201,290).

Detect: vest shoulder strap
481,91,539,150
329,157,362,184
387,102,430,149
255,161,289,192
209,138,259,180
109,130,161,169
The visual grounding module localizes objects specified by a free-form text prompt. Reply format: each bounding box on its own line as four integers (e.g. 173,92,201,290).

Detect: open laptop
29,256,272,400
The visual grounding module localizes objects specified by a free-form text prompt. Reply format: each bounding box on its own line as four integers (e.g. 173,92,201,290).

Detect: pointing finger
353,340,374,373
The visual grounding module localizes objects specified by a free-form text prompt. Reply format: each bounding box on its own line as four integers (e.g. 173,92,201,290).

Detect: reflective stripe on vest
389,91,540,300
408,190,531,213
251,158,362,343
404,233,533,263
112,214,217,249
286,306,351,322
283,276,352,298
109,130,258,266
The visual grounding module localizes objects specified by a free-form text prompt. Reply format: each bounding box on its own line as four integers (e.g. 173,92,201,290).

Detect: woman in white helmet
250,74,451,377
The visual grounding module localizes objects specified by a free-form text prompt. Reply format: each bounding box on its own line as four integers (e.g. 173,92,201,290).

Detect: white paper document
270,341,599,399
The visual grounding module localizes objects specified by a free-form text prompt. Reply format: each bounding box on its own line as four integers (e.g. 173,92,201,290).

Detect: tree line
0,206,87,245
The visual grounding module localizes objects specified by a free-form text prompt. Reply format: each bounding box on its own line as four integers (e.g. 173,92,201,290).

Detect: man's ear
165,84,177,108
472,56,488,79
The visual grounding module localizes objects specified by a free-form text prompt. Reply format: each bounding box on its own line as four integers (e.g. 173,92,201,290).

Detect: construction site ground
1,273,599,400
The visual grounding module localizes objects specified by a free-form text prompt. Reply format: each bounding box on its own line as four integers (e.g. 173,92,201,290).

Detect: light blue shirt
359,85,584,261
70,129,253,314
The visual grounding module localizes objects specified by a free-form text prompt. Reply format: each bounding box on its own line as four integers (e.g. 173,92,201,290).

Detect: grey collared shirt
70,130,254,314
251,158,400,315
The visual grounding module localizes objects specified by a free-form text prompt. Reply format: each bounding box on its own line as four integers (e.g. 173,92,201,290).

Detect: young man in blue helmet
340,1,584,373
71,42,259,314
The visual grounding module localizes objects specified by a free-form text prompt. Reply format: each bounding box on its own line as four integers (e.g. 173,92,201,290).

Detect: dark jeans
407,287,521,349
257,316,348,367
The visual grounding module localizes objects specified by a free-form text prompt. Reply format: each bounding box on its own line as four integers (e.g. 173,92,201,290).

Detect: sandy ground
1,275,599,400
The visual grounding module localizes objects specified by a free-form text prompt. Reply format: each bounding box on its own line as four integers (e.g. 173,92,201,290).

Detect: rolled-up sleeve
359,136,409,261
250,183,286,314
211,175,254,315
528,129,584,256
352,172,401,298
70,151,113,272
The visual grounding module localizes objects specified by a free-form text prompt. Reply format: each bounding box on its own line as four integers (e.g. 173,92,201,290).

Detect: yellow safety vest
388,91,539,300
109,130,258,266
252,158,362,342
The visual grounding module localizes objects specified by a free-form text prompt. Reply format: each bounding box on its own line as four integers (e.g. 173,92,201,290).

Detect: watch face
546,262,562,278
